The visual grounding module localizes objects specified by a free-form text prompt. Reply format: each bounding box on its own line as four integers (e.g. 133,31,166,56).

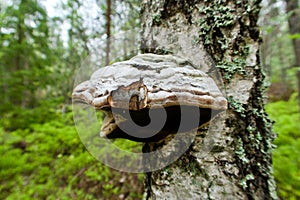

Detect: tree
0,0,54,109
285,0,300,105
112,0,140,60
260,0,280,78
52,0,90,103
95,0,140,63
105,0,112,65
140,1,278,199
259,0,298,101
260,0,288,84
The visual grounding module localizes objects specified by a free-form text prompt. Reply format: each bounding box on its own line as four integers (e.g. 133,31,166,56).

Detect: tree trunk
105,0,112,65
259,0,279,78
15,0,32,107
140,1,278,199
15,8,25,106
285,0,300,105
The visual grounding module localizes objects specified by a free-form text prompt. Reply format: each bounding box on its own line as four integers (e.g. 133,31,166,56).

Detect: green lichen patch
196,5,235,29
234,69,276,198
196,4,235,56
227,96,247,117
240,173,255,190
152,13,162,25
216,59,247,81
235,138,250,164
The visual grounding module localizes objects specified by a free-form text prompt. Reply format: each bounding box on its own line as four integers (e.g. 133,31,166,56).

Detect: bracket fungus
72,54,227,142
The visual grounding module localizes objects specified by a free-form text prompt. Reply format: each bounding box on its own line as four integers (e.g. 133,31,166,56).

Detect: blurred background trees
0,0,54,110
260,0,300,102
0,0,299,199
260,0,300,199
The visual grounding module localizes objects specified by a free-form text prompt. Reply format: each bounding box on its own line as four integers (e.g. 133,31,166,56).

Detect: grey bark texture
140,0,278,199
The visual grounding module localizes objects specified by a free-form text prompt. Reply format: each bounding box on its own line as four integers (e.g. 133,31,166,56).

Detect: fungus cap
72,54,227,142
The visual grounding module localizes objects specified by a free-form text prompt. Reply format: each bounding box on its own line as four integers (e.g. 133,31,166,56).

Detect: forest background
0,0,299,199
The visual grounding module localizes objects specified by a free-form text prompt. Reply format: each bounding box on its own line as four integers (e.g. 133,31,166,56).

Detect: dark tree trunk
140,0,278,199
15,21,24,106
105,0,112,65
16,0,31,107
285,0,300,105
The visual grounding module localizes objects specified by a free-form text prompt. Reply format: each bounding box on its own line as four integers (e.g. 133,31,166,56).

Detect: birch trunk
140,1,278,199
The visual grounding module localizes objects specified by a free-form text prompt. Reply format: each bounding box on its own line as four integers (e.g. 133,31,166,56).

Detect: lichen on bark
141,0,278,199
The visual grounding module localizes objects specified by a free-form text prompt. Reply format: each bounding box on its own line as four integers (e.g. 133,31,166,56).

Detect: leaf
288,33,300,39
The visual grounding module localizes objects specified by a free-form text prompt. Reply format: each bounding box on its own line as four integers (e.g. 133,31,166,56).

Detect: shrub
0,101,144,199
266,94,300,199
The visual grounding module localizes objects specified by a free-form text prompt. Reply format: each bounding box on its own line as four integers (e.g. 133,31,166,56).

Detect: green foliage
288,33,300,39
0,101,144,200
0,1,143,199
0,98,64,131
0,0,56,109
266,94,300,200
260,2,298,92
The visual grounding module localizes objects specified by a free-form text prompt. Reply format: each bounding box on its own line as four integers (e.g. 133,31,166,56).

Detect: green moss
266,95,300,199
0,103,144,200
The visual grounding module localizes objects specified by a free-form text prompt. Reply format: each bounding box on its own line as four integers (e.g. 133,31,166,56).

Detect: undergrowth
0,99,144,200
266,94,300,200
